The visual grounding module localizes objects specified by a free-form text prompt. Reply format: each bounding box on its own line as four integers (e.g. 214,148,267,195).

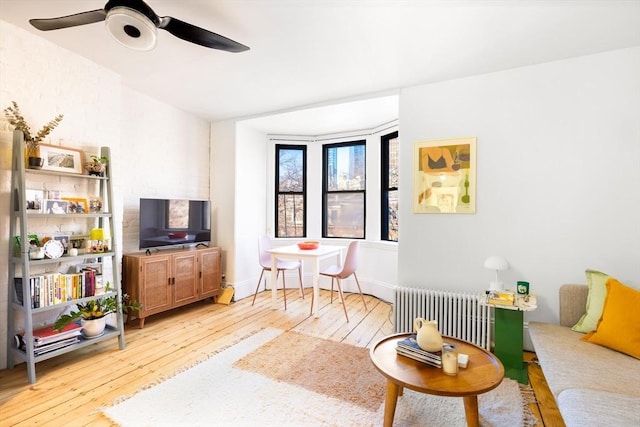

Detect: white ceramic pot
414,318,443,352
81,317,107,337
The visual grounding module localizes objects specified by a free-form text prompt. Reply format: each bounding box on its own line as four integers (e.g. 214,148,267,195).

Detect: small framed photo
47,190,61,199
69,235,86,249
39,143,84,174
88,197,103,213
62,197,88,214
44,199,69,214
53,235,71,254
25,189,45,213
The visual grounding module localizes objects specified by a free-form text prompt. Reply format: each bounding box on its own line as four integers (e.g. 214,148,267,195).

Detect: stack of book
395,334,442,367
17,323,82,356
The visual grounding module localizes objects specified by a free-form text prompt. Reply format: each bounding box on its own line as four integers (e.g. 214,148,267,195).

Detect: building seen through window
323,141,365,238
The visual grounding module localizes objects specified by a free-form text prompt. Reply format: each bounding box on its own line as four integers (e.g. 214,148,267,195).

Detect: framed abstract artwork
413,137,477,214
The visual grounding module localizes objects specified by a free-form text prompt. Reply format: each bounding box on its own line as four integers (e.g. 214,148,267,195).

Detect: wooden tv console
123,246,222,328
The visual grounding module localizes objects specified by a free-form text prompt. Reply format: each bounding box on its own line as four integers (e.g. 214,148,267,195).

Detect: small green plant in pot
3,101,64,168
84,154,108,176
53,282,141,336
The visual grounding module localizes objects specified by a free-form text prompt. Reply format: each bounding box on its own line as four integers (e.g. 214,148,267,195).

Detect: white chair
251,235,303,310
315,241,367,322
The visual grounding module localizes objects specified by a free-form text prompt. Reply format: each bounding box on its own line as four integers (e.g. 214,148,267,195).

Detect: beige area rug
102,328,536,426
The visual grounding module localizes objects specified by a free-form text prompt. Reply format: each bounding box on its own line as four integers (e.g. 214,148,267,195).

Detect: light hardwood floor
0,289,564,426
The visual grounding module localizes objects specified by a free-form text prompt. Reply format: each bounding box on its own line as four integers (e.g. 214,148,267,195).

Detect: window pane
277,194,305,237
326,145,365,191
387,189,398,241
388,136,399,188
276,145,306,238
325,193,364,238
278,149,303,192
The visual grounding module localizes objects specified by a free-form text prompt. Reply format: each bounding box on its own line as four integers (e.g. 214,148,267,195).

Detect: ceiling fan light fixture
105,6,157,51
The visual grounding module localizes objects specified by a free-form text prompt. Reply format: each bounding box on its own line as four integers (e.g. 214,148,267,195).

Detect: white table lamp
484,255,509,291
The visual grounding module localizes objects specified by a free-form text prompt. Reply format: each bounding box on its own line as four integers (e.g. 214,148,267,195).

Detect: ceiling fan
29,0,249,53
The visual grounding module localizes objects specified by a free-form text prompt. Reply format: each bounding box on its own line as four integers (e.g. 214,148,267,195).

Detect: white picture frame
25,189,45,213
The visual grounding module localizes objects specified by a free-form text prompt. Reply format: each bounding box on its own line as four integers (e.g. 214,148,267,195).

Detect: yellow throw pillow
582,278,640,359
572,269,610,333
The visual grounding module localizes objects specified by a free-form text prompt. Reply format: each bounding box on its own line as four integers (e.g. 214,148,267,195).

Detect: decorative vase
413,318,443,352
81,317,107,337
27,156,44,169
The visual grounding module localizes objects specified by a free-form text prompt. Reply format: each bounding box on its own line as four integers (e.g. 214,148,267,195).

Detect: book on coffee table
396,334,442,367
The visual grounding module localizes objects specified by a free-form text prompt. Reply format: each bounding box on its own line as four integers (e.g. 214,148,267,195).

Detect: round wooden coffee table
370,333,504,427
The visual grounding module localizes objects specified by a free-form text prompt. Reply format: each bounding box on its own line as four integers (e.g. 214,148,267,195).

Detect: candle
442,344,459,376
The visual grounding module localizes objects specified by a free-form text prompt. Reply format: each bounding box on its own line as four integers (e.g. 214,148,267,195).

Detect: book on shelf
15,323,82,355
31,337,81,356
395,334,442,367
14,271,98,308
31,323,82,346
14,277,24,305
486,290,516,306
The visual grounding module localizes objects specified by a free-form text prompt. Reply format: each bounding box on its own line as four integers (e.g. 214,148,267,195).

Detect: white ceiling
1,0,639,135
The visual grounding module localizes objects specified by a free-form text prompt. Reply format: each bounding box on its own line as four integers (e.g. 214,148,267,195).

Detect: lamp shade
484,255,509,271
90,228,105,241
484,255,509,291
106,6,157,51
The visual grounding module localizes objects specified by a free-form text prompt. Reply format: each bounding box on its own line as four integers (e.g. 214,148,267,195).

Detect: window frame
322,140,366,239
381,131,399,242
275,144,307,238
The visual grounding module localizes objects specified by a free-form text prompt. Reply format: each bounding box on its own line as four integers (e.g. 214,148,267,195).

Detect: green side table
487,294,537,384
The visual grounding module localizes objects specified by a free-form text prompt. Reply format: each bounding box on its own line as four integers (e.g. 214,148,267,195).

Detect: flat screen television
139,198,211,250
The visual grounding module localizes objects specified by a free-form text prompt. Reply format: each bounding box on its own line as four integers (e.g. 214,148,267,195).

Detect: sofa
528,284,640,426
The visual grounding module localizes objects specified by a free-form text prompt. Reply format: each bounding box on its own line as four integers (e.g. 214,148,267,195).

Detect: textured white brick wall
0,20,210,370
119,88,210,253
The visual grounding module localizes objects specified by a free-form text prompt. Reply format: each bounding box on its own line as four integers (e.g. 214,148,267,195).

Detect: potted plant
3,101,64,169
84,154,108,176
53,282,141,337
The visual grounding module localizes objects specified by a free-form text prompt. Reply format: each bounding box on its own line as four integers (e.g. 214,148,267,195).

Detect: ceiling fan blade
30,9,107,31
159,16,249,53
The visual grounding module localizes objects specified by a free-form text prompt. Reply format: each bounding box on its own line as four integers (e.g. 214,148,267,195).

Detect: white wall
233,124,268,294
210,120,237,284
0,20,211,370
398,47,640,324
120,88,210,253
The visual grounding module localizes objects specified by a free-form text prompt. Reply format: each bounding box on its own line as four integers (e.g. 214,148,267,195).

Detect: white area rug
102,328,535,426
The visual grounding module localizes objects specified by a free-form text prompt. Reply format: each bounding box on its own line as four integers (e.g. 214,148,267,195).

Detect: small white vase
82,317,107,337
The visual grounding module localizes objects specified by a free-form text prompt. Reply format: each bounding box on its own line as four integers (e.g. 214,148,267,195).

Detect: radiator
394,287,492,350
